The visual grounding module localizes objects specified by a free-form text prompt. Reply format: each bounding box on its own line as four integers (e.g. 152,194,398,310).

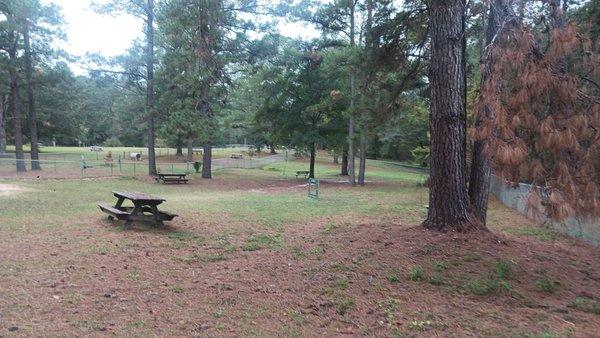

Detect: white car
90,146,103,152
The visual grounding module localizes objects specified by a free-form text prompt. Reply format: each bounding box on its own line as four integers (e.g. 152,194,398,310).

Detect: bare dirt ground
0,179,599,337
0,184,29,197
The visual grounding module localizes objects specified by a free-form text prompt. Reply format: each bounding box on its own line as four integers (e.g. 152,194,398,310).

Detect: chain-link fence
0,152,292,180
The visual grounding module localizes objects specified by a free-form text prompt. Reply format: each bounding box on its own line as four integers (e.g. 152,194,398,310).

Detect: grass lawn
1,159,599,336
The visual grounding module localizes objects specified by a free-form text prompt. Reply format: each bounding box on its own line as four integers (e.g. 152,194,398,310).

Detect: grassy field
1,158,599,336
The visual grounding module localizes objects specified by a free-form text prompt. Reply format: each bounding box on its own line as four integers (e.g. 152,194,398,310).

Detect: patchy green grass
241,234,283,251
1,155,597,337
408,266,425,281
569,297,600,315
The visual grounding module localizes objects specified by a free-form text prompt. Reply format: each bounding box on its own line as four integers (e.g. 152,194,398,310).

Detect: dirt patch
0,183,29,197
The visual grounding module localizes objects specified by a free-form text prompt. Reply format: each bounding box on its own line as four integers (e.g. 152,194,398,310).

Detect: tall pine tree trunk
341,150,348,176
309,142,316,179
8,29,26,173
469,0,515,225
23,22,40,171
347,0,356,186
202,140,212,179
186,136,194,162
176,143,183,156
0,96,6,155
425,0,478,232
357,0,373,187
146,0,157,175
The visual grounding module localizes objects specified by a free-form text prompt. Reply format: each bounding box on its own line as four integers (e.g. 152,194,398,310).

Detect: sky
42,0,321,74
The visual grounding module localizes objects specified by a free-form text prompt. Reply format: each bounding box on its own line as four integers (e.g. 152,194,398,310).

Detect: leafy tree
93,0,159,175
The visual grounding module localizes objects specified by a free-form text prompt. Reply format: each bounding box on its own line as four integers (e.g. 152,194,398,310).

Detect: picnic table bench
155,173,188,184
98,191,177,228
295,170,309,179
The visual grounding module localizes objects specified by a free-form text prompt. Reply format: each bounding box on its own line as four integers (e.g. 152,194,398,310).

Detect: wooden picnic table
155,173,188,184
98,191,177,228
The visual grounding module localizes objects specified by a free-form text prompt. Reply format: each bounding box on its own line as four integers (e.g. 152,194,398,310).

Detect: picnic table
155,173,188,184
98,191,177,228
296,170,309,179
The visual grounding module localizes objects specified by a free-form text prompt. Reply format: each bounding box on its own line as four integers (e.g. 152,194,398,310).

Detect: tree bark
309,142,316,179
186,136,194,162
469,0,515,225
0,96,6,154
23,21,41,170
341,150,348,176
202,140,212,179
8,29,26,173
358,0,373,187
347,0,356,186
176,143,183,156
425,0,478,232
269,142,276,154
146,0,157,175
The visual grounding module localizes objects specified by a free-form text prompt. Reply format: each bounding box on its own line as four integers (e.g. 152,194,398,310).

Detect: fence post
171,163,174,174
118,156,122,173
133,162,136,176
110,163,113,176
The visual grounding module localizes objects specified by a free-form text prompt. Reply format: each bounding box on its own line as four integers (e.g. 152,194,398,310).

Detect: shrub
410,146,430,167
103,137,122,147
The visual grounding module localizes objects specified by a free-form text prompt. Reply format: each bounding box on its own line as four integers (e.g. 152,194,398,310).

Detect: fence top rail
0,158,196,166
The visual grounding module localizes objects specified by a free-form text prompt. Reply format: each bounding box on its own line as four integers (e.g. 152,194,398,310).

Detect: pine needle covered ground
1,159,598,336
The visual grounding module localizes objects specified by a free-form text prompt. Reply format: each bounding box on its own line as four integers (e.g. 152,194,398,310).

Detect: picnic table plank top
157,173,187,177
112,191,166,203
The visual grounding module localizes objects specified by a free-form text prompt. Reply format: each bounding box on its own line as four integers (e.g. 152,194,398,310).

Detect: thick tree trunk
23,23,41,171
146,0,157,175
0,96,6,154
8,30,26,173
469,0,515,225
202,140,212,179
341,150,348,176
424,0,478,232
309,142,316,179
269,142,276,154
176,143,183,156
347,0,356,186
186,136,194,162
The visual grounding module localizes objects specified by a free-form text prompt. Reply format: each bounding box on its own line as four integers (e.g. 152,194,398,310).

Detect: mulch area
1,197,599,336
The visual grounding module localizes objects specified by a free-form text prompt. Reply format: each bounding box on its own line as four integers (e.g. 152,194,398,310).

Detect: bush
103,137,122,147
411,146,429,167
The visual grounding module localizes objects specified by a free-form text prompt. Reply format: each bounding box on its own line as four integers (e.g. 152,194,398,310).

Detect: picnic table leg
124,203,141,229
109,197,125,220
150,205,164,227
